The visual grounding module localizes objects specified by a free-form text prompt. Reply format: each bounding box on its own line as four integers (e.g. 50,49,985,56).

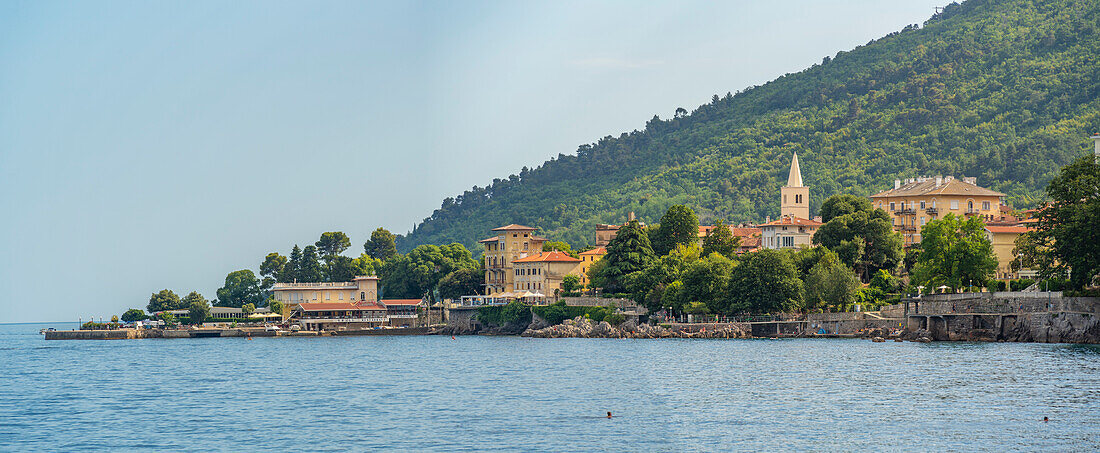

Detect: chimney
964,176,977,185
935,175,942,187
766,215,771,223
894,179,901,190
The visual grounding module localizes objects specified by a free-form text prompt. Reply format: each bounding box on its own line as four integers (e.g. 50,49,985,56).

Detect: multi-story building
781,152,810,220
293,298,423,331
761,216,823,249
594,212,645,247
869,176,1005,246
985,225,1032,280
577,247,606,289
481,224,548,295
270,276,379,309
697,224,763,254
511,251,582,296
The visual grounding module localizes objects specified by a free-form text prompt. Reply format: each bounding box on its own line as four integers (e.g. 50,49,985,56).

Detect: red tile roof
381,299,422,305
986,226,1030,234
870,178,1004,198
492,224,537,231
579,247,607,255
512,251,581,263
761,216,823,227
697,225,762,237
298,302,385,311
479,236,500,243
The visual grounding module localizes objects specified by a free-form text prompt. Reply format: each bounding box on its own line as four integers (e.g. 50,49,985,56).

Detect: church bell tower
780,153,809,219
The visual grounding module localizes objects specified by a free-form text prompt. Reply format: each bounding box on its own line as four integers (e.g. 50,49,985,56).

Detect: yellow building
869,176,1005,246
270,276,379,310
985,225,1031,280
481,224,548,294
511,251,583,296
577,247,606,289
761,216,823,249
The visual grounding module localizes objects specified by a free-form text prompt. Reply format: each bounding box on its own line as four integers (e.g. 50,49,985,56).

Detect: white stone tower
780,152,810,219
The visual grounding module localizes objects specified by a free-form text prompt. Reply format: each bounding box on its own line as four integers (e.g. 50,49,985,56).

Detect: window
951,200,959,210
890,202,895,211
782,236,794,248
920,201,926,209
983,201,990,210
968,201,973,211
921,217,926,225
338,293,343,300
784,195,787,204
523,242,529,250
523,233,528,237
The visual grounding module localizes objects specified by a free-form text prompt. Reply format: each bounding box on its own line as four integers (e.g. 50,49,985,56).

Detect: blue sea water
1,322,1098,452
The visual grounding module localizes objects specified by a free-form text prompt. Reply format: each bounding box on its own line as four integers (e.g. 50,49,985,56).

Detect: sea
1,322,1098,451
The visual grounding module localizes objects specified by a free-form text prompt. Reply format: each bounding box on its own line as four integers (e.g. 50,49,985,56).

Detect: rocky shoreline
521,317,751,339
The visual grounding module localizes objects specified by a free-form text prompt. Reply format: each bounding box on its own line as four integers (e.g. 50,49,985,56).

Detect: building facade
577,247,606,289
294,298,423,331
869,176,1005,246
511,251,582,296
593,212,643,247
985,225,1033,280
761,216,823,249
696,225,763,254
270,276,379,310
482,224,548,295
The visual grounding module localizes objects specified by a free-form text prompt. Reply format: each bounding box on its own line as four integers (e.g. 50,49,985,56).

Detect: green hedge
476,300,532,327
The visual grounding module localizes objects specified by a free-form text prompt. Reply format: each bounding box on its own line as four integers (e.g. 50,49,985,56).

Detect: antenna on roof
934,6,944,14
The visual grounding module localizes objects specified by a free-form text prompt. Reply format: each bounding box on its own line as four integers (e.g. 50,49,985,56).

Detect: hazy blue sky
1,0,943,322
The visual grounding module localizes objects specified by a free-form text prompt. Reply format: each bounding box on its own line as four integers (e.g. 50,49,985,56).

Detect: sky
0,0,945,323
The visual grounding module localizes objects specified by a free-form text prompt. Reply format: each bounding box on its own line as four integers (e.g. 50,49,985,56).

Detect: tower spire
786,152,803,187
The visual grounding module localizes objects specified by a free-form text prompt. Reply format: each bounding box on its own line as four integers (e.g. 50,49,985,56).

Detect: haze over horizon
1,0,944,323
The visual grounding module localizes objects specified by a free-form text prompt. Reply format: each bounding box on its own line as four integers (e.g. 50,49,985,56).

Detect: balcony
925,207,938,215
964,209,981,215
894,208,916,216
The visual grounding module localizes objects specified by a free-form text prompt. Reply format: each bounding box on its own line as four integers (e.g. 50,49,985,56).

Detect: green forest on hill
396,0,1100,254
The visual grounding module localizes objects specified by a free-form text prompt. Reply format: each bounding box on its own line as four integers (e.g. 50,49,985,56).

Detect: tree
813,207,902,281
298,246,324,282
804,252,860,312
596,219,655,293
542,241,577,257
438,268,484,300
267,298,284,317
727,249,804,314
186,292,211,325
316,231,351,258
912,213,997,291
869,269,900,293
702,220,741,258
121,308,147,322
260,252,287,288
110,315,119,323
1034,154,1100,290
561,274,581,294
819,194,873,223
241,303,255,317
323,255,361,282
157,312,177,327
364,227,398,261
380,243,479,300
285,245,302,282
679,252,735,314
147,289,182,313
651,205,699,256
215,270,265,308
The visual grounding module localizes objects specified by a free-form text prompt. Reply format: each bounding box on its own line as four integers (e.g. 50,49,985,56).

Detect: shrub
988,280,1007,292
476,300,531,327
1010,279,1036,292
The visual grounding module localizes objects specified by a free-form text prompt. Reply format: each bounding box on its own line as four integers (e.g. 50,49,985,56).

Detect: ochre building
481,224,548,295
869,176,1005,246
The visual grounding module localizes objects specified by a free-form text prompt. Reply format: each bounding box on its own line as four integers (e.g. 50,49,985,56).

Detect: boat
39,328,56,335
